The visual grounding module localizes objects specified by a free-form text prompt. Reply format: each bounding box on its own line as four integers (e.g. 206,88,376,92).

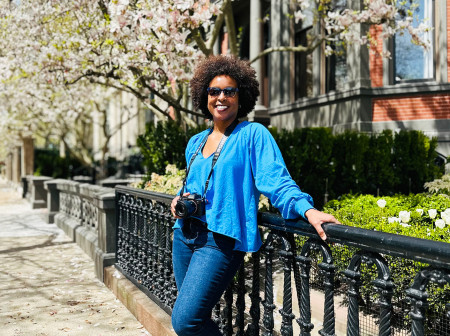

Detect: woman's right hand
171,192,190,218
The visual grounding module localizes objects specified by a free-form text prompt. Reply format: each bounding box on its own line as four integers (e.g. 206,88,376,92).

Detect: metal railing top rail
260,212,450,268
116,185,172,204
116,185,450,268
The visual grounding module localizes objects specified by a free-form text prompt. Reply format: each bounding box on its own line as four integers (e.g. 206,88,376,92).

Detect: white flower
428,209,437,219
435,219,446,229
377,199,386,208
400,223,411,228
388,217,400,224
441,212,450,225
415,209,424,216
399,211,411,223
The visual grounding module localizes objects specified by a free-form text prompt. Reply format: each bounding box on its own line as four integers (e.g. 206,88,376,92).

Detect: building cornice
269,82,450,116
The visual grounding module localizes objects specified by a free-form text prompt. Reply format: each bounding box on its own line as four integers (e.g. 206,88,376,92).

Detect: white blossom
399,211,411,224
428,209,437,219
435,219,446,229
441,212,450,225
388,217,400,224
0,0,431,161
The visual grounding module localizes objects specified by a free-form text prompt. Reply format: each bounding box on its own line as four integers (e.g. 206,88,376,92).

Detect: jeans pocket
211,232,236,252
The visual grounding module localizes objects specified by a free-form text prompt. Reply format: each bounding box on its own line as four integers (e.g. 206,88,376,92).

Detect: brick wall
369,25,384,88
372,94,450,122
221,32,229,55
448,0,450,81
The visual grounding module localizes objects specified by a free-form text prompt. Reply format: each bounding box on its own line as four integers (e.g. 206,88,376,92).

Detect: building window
394,0,434,82
325,0,348,93
294,27,313,98
325,40,348,92
294,2,314,98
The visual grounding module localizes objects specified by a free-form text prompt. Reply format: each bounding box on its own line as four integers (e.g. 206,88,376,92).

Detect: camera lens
175,200,197,218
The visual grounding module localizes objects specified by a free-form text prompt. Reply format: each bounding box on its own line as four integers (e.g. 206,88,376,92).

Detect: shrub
270,128,444,208
136,164,186,195
324,193,450,241
424,174,450,195
323,194,450,332
269,127,335,208
136,119,206,176
391,130,442,194
34,148,86,178
363,130,396,195
331,131,370,196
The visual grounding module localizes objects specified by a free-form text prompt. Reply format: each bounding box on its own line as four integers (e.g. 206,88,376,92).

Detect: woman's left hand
304,208,340,241
171,192,190,218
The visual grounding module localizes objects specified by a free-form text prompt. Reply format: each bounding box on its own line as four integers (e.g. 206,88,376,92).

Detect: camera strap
180,118,239,197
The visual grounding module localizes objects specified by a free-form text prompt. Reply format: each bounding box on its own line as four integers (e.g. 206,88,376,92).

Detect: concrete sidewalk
0,179,151,336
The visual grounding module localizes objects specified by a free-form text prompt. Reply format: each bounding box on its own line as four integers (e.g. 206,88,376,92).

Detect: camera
175,193,205,219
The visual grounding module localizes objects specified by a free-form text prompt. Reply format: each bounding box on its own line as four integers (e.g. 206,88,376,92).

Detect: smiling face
207,75,239,125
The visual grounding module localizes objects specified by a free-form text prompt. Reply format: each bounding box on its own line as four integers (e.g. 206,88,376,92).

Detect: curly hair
190,55,260,120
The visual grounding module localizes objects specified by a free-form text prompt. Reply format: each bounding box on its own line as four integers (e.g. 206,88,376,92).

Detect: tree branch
223,0,238,56
206,1,227,51
191,28,212,56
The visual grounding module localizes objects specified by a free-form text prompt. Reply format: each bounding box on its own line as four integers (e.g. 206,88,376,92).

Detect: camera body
175,193,205,219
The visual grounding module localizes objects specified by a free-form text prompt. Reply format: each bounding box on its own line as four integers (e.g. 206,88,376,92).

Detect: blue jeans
171,222,245,336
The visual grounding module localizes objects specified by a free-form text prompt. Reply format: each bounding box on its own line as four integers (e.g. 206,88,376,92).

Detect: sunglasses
207,87,239,97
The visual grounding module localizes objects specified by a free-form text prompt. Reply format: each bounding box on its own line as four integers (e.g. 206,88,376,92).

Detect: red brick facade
372,94,450,122
448,0,450,81
369,3,450,123
369,25,384,88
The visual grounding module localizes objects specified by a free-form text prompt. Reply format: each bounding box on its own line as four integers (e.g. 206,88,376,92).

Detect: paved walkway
0,178,151,336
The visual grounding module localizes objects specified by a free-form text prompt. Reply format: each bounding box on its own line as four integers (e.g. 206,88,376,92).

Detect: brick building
232,0,450,159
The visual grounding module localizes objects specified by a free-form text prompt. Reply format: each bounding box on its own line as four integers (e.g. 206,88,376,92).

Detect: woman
170,55,340,336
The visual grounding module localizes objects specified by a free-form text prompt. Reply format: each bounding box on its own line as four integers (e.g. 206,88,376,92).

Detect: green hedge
270,128,444,208
136,119,207,177
322,193,450,332
34,148,87,178
270,127,335,209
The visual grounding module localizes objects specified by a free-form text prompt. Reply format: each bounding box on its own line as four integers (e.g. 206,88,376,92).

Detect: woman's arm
249,124,340,240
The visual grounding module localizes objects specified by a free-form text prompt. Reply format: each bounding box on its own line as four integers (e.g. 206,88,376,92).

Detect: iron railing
115,185,450,336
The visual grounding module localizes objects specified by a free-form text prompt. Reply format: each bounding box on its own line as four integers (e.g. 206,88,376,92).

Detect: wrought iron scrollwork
296,237,336,336
406,267,450,336
246,251,261,336
262,233,276,336
114,186,450,335
116,193,127,271
115,189,176,313
343,251,393,336
278,235,294,336
236,265,246,336
223,284,234,335
161,202,174,307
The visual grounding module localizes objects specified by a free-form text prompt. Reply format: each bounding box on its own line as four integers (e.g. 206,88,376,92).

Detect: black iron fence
115,186,450,336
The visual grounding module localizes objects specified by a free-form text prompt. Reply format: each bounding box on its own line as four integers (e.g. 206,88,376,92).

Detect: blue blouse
173,121,314,252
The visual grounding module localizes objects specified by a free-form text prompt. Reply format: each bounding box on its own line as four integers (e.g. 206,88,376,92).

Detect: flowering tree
0,72,138,173
0,1,141,171
0,0,429,160
101,0,430,118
